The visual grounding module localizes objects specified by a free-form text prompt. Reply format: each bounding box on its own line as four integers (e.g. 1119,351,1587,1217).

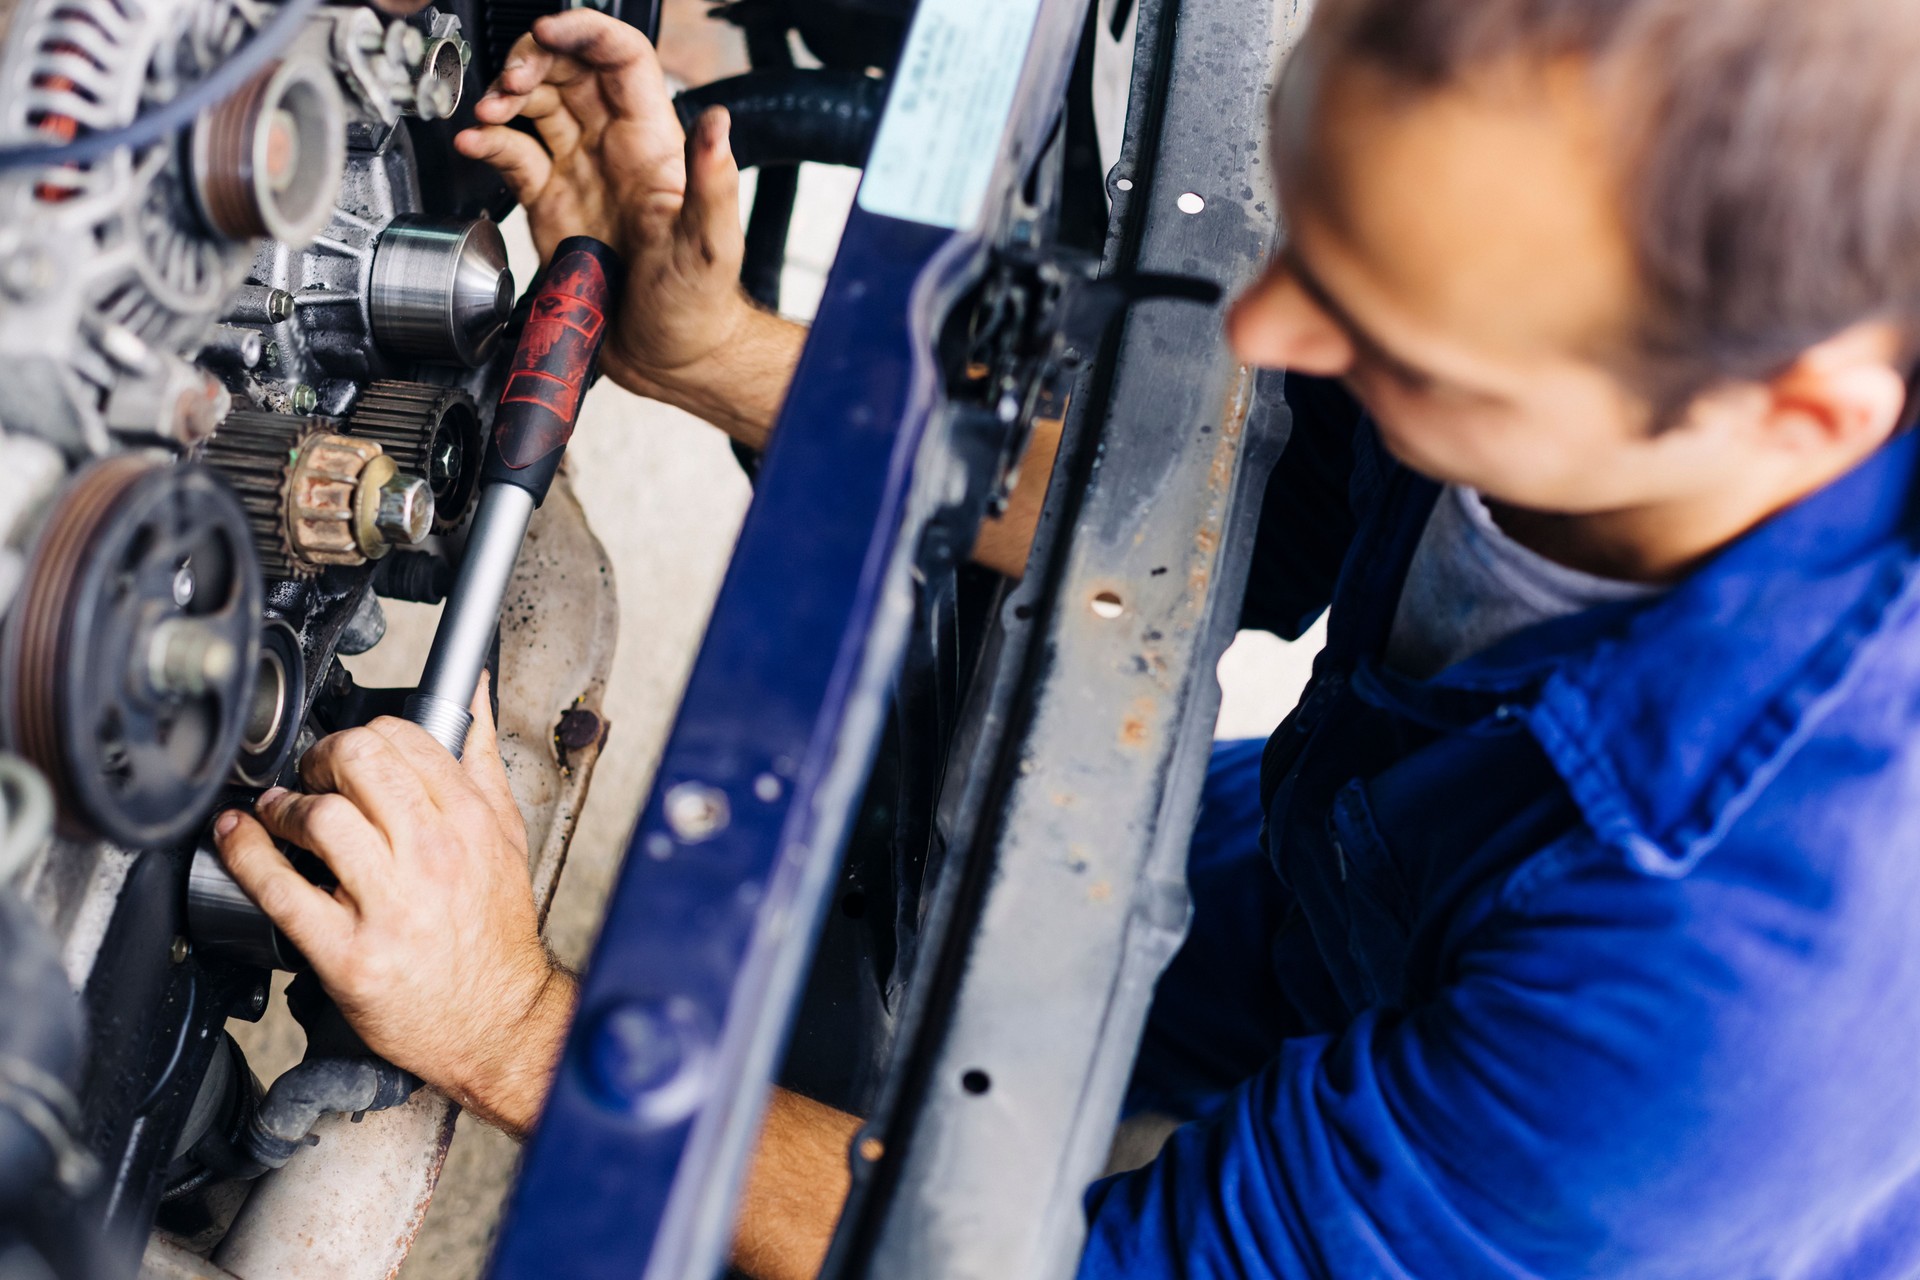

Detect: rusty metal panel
823,0,1297,1271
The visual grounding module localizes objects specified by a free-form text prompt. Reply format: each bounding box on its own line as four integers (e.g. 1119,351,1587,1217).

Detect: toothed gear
345,381,484,531
198,411,315,579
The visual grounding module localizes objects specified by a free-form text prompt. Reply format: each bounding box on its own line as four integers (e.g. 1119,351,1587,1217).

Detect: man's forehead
1279,55,1639,363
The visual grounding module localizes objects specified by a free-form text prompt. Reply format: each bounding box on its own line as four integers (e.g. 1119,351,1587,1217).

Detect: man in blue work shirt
212,0,1920,1274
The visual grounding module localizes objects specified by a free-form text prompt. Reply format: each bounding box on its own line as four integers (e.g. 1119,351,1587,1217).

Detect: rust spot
1088,880,1113,903
1118,695,1157,749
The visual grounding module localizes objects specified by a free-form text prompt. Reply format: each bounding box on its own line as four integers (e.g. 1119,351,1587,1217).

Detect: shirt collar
1482,430,1920,876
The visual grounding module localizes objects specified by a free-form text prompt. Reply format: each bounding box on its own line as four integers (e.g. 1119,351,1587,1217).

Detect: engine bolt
146,619,240,697
170,936,190,964
374,472,434,546
663,781,729,842
172,561,196,607
289,384,319,414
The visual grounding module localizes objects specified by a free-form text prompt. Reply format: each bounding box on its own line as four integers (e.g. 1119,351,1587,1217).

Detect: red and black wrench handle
480,235,625,506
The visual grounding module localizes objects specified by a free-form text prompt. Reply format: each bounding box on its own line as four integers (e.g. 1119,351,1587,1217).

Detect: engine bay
0,0,620,1269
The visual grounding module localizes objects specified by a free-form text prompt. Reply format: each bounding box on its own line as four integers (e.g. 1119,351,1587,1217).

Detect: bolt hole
961,1069,991,1095
1013,603,1034,621
1090,591,1124,620
858,1136,885,1162
1176,191,1205,214
1114,176,1133,192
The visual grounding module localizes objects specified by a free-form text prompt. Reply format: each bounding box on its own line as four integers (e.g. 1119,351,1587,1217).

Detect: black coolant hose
238,1057,418,1175
673,69,887,172
0,893,88,1214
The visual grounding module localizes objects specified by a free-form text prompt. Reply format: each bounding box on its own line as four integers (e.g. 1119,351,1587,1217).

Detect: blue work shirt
1081,376,1920,1278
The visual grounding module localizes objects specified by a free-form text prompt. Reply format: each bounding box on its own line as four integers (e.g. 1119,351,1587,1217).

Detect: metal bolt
556,708,604,752
663,782,729,842
753,773,782,803
169,936,190,964
146,619,239,697
250,984,268,1014
374,472,434,546
289,383,319,415
172,561,196,608
427,434,462,491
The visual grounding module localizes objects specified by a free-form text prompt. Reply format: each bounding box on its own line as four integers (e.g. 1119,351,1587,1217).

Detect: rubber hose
240,1057,419,1174
0,894,85,1214
673,70,886,171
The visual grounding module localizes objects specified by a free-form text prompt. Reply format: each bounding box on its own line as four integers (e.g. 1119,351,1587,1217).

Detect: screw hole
961,1069,991,1095
1114,176,1134,192
1090,591,1124,619
1013,603,1034,621
858,1136,885,1161
1176,192,1205,214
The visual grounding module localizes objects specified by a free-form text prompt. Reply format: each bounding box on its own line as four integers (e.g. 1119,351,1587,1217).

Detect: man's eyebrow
1277,242,1447,390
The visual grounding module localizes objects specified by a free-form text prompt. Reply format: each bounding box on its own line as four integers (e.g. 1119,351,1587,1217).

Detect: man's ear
1762,322,1910,455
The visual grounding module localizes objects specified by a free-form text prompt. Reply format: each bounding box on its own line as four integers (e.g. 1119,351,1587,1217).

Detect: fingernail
258,786,288,810
214,811,240,838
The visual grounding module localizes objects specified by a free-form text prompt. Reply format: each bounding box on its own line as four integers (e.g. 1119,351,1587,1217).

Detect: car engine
0,0,616,1271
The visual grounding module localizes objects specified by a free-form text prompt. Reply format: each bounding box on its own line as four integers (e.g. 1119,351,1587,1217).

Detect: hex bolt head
289,383,319,415
374,472,434,546
169,936,191,964
664,782,729,842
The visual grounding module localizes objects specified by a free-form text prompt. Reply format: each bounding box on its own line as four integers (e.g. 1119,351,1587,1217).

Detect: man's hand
455,10,801,447
212,677,573,1137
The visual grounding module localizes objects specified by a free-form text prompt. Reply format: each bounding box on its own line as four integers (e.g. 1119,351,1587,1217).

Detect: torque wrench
405,235,624,757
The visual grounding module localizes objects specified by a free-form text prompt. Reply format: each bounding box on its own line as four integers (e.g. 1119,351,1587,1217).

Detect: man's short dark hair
1292,0,1920,416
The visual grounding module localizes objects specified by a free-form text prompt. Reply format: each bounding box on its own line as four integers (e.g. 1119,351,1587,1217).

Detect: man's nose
1226,261,1354,375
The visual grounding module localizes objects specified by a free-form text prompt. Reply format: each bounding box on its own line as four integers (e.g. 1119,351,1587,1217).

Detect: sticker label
856,0,1046,230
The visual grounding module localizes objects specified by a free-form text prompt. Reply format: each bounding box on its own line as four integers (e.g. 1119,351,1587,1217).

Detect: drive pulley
0,457,263,846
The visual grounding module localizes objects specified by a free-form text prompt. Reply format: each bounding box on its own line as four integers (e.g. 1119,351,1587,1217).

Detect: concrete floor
387,14,1322,1270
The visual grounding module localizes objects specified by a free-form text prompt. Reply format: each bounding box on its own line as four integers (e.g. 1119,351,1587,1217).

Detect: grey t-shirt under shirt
1385,484,1660,680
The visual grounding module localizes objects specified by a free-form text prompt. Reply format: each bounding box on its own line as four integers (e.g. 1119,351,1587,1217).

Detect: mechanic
214,0,1920,1274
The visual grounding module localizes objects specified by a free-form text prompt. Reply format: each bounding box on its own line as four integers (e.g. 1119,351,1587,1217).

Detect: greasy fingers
252,788,389,893
680,107,743,272
526,9,671,114
297,726,438,840
452,126,553,203
213,810,350,961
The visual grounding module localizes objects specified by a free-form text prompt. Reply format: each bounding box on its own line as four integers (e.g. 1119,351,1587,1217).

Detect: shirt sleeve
1238,374,1368,640
1079,829,1920,1279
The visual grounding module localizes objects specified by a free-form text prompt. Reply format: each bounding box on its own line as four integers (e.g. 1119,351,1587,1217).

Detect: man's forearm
453,964,579,1139
733,1087,862,1280
628,303,809,451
